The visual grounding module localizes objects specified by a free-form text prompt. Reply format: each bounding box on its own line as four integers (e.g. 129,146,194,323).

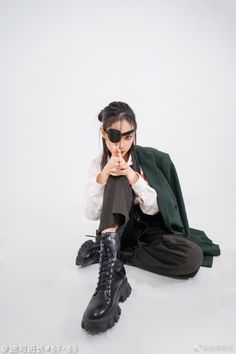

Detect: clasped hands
109,146,139,185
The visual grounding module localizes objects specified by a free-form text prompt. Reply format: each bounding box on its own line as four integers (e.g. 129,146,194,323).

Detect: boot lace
95,240,114,292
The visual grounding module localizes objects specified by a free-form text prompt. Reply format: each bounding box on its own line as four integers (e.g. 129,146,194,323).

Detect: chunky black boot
75,229,101,267
81,231,132,334
76,230,137,267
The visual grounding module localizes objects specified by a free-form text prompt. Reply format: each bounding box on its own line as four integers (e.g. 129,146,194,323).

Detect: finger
112,146,116,156
112,165,121,171
112,162,119,168
120,162,127,169
112,146,119,157
117,146,122,157
112,169,126,175
113,147,117,156
115,156,121,164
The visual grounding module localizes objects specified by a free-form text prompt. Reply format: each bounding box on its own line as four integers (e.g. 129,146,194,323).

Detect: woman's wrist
96,171,109,184
127,167,140,185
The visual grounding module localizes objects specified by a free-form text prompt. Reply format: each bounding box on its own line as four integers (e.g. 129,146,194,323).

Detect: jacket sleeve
131,172,160,215
83,159,105,221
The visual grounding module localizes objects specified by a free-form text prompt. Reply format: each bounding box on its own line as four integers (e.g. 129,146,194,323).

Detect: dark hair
98,101,137,170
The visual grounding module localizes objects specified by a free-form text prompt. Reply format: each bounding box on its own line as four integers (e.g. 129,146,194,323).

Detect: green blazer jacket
135,144,221,268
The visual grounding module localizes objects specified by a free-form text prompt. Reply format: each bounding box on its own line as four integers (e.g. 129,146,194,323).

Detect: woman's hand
103,146,127,176
106,146,140,184
97,146,123,184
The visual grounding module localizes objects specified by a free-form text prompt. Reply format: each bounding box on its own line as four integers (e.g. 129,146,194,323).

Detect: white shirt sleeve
83,158,105,221
131,172,160,215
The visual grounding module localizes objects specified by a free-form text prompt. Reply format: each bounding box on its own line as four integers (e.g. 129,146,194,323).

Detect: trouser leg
97,175,135,234
132,231,204,278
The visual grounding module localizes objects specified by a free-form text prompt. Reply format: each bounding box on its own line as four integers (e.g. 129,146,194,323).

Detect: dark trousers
97,175,203,279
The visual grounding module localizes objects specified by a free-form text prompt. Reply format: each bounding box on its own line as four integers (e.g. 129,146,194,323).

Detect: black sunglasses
104,128,136,143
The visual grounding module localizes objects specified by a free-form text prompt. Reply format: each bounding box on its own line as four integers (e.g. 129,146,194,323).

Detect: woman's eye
125,135,132,139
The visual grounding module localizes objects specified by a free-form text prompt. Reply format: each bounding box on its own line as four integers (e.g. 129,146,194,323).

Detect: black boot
81,231,132,334
75,229,101,267
76,231,137,267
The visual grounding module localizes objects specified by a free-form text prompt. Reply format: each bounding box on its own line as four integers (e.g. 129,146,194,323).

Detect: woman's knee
184,242,203,274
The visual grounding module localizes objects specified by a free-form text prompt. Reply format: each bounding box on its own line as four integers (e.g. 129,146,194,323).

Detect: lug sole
81,278,132,334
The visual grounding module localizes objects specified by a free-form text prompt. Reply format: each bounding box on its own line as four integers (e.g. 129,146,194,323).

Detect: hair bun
98,110,104,122
97,101,136,123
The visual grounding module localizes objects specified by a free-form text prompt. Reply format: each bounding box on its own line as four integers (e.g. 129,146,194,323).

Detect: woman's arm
130,172,160,215
83,159,105,221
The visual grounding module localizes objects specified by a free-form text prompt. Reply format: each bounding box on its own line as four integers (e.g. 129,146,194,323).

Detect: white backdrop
0,0,235,353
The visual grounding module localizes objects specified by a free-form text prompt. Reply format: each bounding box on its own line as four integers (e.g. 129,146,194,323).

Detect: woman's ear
100,128,105,139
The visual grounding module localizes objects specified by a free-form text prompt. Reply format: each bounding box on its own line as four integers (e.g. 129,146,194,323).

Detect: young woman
76,101,220,334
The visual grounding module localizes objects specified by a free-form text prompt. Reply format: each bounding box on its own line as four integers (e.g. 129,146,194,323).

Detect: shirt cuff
95,180,106,186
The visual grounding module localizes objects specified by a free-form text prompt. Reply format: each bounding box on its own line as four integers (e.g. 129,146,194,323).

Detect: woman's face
101,119,135,158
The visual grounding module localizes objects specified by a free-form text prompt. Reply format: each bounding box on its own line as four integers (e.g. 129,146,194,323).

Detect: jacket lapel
135,145,165,189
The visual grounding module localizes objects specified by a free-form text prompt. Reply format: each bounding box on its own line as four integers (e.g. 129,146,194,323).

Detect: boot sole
75,240,100,267
81,278,132,334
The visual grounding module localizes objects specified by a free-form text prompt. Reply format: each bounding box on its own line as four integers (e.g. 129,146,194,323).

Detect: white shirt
83,151,159,221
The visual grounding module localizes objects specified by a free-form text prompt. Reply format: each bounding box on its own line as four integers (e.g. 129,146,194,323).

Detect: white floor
0,0,235,352
1,229,235,354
